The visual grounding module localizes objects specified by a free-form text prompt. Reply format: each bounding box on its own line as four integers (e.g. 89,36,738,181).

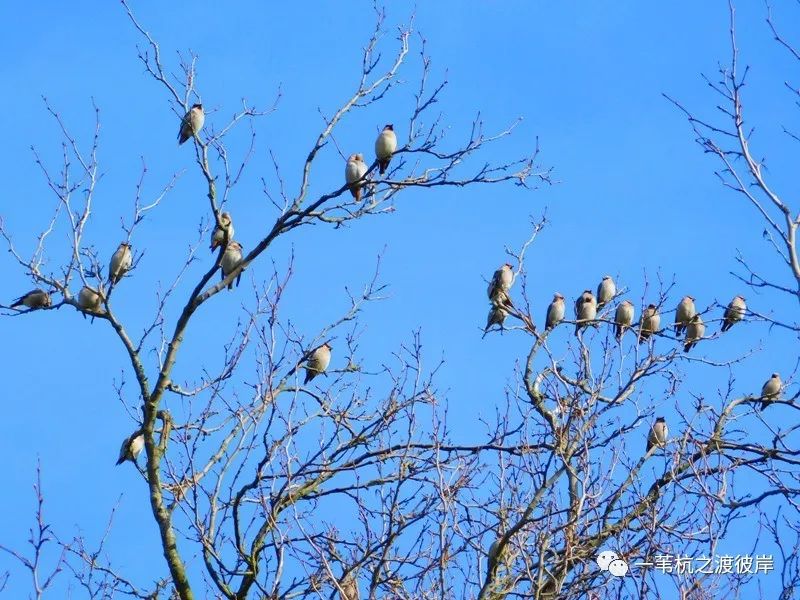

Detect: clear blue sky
1,1,797,597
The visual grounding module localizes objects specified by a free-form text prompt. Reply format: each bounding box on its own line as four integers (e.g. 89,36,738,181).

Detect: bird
721,295,746,332
375,124,397,175
683,314,705,352
10,289,51,310
338,573,359,600
484,305,509,337
596,276,616,309
220,241,243,290
646,417,668,453
116,431,145,465
545,293,565,330
574,290,597,335
108,242,132,285
78,285,105,315
487,264,514,306
345,153,368,201
178,103,205,145
304,343,332,384
674,296,696,336
759,373,782,410
614,300,635,342
210,212,234,252
638,304,661,342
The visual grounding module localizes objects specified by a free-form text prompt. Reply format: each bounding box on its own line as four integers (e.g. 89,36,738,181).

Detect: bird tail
379,160,388,175
615,325,622,342
10,298,23,308
721,321,731,333
115,456,125,466
304,369,314,384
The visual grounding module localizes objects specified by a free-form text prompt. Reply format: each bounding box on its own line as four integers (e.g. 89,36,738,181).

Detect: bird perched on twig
759,373,782,410
646,417,668,453
178,103,205,145
10,289,52,310
674,295,696,336
116,431,144,465
638,304,660,342
596,275,616,309
487,264,514,307
337,573,359,600
78,285,105,316
574,290,597,336
721,295,746,332
108,242,132,285
220,241,243,290
375,124,397,175
304,343,332,384
484,305,509,337
614,300,634,342
345,153,368,201
545,293,565,330
210,212,234,252
683,314,705,352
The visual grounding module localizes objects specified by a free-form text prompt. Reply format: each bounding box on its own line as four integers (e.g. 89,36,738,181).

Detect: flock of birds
484,263,785,453
9,104,400,467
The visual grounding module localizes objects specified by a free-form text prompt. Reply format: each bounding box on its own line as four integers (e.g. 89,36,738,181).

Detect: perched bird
614,300,635,342
760,373,782,410
116,431,145,465
345,153,369,201
338,573,359,600
178,103,205,145
78,285,105,315
10,289,51,310
574,290,597,335
638,304,661,342
375,124,397,175
646,417,668,453
721,295,747,332
683,314,705,352
596,276,616,309
304,343,332,384
210,212,234,252
674,296,696,336
545,293,565,330
484,305,509,337
487,264,514,306
108,242,132,285
220,241,243,290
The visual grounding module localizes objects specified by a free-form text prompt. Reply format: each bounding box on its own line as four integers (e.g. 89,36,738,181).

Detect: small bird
10,289,52,310
220,241,243,290
574,290,597,335
338,573,359,600
674,296,696,336
178,103,205,145
487,264,514,306
304,343,332,384
721,295,747,332
683,314,705,352
545,293,565,330
596,276,616,309
116,431,145,465
375,124,397,175
614,300,635,342
484,304,509,337
760,373,782,410
345,153,369,201
646,417,668,453
210,212,234,251
108,242,133,285
78,285,105,315
639,304,661,342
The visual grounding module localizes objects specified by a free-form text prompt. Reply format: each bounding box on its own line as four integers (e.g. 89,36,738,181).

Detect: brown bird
574,290,597,335
638,304,661,342
484,305,509,337
674,295,696,336
10,289,51,310
646,417,668,453
337,573,359,600
220,241,243,290
178,103,205,145
487,264,514,306
108,242,132,285
345,153,369,201
596,275,616,309
721,295,746,332
614,300,635,342
545,293,565,330
304,343,332,384
683,314,705,352
78,285,105,316
210,212,234,251
375,124,397,175
760,373,782,410
116,431,144,465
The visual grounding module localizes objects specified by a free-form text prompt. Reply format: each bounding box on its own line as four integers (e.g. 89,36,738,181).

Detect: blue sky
1,1,798,597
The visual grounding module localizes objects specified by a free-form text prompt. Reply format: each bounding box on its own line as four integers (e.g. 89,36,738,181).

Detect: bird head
656,416,665,423
772,373,780,379
384,124,394,131
192,103,203,111
554,293,563,301
323,343,332,350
